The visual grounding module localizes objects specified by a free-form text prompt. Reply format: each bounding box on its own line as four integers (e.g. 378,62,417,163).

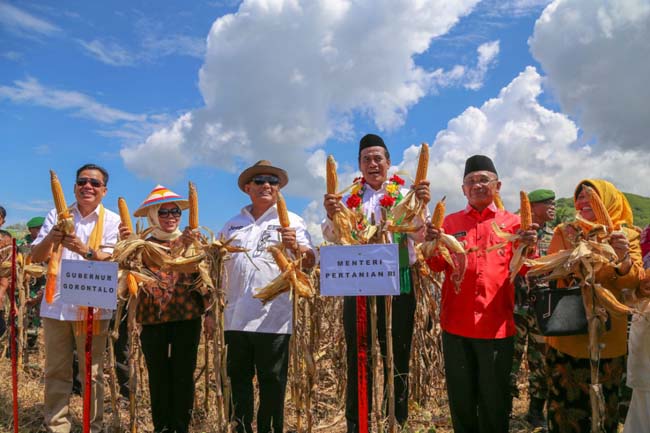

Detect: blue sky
2,0,649,240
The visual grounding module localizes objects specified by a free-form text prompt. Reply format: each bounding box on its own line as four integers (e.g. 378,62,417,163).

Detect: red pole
83,307,94,433
10,239,19,433
356,296,368,433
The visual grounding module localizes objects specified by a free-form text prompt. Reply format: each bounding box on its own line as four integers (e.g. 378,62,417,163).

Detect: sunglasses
76,177,104,188
158,208,182,218
251,175,280,186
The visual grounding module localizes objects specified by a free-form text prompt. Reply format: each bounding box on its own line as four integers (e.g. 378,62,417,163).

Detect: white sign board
60,259,119,310
320,244,400,296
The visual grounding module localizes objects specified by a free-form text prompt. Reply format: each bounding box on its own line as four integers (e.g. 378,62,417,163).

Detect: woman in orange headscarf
545,179,644,433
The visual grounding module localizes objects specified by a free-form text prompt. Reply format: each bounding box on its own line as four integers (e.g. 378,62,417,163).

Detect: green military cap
528,189,555,203
26,216,45,228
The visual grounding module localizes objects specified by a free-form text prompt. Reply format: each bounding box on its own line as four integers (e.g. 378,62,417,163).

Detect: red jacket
426,203,520,339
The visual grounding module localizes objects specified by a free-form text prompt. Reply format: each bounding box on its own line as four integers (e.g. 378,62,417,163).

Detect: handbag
529,281,611,337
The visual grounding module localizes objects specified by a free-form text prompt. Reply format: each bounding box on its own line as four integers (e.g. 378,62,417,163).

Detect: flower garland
346,174,405,212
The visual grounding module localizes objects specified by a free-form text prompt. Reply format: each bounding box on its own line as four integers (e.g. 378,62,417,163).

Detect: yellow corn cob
494,192,504,210
326,155,338,195
50,170,70,219
188,181,199,229
431,196,446,229
277,192,290,228
584,185,614,230
117,197,133,233
126,272,139,296
414,143,429,185
269,245,290,272
520,191,532,231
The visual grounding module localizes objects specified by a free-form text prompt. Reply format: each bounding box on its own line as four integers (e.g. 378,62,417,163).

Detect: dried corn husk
254,246,314,303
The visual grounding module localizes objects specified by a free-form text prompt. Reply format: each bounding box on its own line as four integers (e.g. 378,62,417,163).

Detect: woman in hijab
121,185,215,433
545,179,644,433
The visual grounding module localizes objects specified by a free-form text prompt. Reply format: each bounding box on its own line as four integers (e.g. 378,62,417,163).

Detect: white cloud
464,40,500,90
78,39,135,66
0,77,145,123
121,0,480,190
396,66,650,214
529,0,650,152
0,2,60,37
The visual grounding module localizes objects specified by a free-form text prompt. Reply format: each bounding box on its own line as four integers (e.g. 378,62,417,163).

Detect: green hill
554,192,650,228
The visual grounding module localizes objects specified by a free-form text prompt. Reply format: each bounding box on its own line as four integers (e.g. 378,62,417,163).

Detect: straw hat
133,185,189,217
237,160,289,192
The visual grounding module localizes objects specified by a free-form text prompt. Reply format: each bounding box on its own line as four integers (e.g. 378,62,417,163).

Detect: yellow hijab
574,179,634,229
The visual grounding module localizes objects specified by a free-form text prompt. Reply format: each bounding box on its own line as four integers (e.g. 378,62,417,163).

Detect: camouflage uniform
510,223,554,400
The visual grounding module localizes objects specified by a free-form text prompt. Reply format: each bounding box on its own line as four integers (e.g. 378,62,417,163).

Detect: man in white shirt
219,160,315,433
32,164,120,433
322,134,430,432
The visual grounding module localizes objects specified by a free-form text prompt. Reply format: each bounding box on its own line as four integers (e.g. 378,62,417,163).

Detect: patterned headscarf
146,203,182,241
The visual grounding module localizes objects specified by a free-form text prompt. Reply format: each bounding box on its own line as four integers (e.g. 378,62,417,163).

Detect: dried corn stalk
390,143,429,230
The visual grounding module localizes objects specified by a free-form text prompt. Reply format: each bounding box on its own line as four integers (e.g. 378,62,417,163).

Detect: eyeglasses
158,208,182,218
76,177,104,188
463,177,497,187
251,175,280,186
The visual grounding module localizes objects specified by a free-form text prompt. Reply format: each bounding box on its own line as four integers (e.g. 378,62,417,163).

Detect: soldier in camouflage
511,189,556,430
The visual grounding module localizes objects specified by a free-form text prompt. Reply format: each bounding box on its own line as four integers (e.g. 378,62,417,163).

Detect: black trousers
442,331,514,433
225,330,291,433
140,319,202,433
111,307,131,399
343,291,416,433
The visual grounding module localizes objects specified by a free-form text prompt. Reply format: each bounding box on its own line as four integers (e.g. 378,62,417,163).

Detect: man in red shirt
425,155,537,433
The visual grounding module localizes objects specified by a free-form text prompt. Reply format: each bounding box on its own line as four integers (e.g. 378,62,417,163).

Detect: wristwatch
85,248,95,260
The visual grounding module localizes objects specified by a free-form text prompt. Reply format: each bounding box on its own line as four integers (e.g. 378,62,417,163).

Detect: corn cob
431,196,446,229
520,191,532,231
326,155,338,195
594,284,633,317
118,197,133,234
188,181,199,229
414,143,429,185
494,192,504,210
46,170,73,304
583,185,614,230
277,192,290,228
50,170,71,220
269,246,291,272
126,272,139,296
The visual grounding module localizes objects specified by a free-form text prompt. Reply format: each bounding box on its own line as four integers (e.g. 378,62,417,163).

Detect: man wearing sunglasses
32,163,120,433
219,160,315,433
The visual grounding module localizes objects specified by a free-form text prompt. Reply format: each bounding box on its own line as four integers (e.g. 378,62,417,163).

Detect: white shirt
33,203,121,321
321,180,426,264
218,204,314,334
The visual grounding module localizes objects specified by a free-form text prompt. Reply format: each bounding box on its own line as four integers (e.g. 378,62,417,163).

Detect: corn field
0,269,537,433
